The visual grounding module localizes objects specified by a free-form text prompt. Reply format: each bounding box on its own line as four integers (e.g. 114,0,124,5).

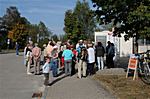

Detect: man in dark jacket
95,42,105,70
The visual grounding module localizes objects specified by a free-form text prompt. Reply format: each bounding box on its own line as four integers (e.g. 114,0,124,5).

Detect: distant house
95,31,150,57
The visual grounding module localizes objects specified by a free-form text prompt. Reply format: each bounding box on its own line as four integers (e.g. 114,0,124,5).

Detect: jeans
51,59,58,77
16,49,19,55
64,59,72,75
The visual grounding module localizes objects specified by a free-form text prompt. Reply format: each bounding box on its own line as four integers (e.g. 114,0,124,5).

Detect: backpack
77,45,84,59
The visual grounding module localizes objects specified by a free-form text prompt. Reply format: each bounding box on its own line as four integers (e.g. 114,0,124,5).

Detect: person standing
62,46,74,76
32,43,41,75
24,43,29,66
106,41,111,68
77,47,88,78
107,43,115,68
95,42,105,70
46,41,54,57
51,45,58,77
87,43,95,75
25,46,32,75
42,56,51,86
71,45,77,76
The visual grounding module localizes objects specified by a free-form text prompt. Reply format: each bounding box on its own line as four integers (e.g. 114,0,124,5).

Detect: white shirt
42,62,50,73
87,47,95,63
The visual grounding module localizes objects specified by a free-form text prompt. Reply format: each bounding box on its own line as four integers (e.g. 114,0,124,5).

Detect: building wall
95,31,150,57
95,31,133,57
139,45,150,53
119,34,133,57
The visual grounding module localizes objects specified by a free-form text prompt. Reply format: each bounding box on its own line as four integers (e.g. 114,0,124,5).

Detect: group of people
23,39,115,86
24,42,41,75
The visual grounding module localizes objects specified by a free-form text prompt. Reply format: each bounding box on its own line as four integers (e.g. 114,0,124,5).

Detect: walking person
77,47,88,78
62,46,74,76
32,43,41,75
95,42,105,70
87,43,95,75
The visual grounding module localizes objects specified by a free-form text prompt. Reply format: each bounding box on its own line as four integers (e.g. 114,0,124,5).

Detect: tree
1,6,31,48
1,6,53,49
64,10,76,40
38,21,51,40
8,22,28,47
3,6,21,30
64,0,96,43
27,24,39,43
92,0,150,52
74,0,96,39
52,34,59,42
0,17,8,50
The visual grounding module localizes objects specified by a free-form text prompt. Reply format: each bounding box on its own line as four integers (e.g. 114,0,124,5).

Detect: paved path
0,53,117,99
0,53,43,99
46,73,116,99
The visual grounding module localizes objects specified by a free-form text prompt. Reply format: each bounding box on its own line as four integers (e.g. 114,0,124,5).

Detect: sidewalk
45,73,116,99
0,53,44,99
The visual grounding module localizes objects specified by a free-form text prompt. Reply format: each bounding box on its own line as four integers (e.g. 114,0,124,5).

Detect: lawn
94,74,150,99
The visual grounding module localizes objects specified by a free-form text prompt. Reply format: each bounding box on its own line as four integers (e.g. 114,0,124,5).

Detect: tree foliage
0,6,53,49
92,0,150,40
64,0,96,43
38,21,51,39
9,23,28,46
3,6,21,30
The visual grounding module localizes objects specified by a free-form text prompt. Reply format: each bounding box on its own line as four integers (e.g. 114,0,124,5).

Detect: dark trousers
87,62,95,75
71,60,76,75
106,55,114,68
44,73,49,86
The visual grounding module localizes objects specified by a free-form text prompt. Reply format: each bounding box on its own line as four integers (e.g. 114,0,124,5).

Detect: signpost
126,58,138,80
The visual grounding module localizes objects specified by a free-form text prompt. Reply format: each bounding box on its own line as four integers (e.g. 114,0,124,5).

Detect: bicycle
138,50,150,84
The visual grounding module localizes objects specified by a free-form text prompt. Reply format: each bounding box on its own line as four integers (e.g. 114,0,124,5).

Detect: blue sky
0,0,93,35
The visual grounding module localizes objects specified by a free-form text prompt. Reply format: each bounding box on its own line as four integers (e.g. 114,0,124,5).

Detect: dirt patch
94,74,150,99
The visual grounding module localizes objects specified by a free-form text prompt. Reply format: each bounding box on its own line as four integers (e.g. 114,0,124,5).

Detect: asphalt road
0,53,43,99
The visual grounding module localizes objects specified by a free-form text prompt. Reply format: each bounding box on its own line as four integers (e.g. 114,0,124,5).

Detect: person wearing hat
32,43,41,75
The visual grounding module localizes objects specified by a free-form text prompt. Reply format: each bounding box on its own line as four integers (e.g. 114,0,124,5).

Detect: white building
95,31,150,57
